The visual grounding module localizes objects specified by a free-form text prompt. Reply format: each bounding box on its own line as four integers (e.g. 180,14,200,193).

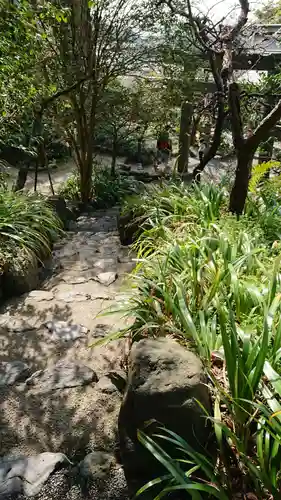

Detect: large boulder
2,251,40,297
118,338,211,498
47,196,75,230
117,211,143,246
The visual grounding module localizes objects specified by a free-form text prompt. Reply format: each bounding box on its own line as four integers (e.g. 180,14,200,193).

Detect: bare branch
221,0,249,42
247,99,281,151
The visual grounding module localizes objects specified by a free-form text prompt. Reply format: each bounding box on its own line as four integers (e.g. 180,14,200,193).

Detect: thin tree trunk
190,116,200,147
13,166,29,192
137,137,142,164
192,53,225,181
229,149,253,215
111,135,117,176
178,102,193,173
192,101,225,182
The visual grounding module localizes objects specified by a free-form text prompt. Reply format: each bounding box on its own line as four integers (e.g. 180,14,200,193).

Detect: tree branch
41,70,97,112
247,99,281,151
221,0,249,42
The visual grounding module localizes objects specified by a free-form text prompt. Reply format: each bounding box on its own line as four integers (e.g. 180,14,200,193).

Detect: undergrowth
0,189,62,275
59,165,139,208
99,177,281,498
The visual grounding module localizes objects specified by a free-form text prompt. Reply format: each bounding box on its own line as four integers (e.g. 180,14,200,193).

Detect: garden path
0,207,134,463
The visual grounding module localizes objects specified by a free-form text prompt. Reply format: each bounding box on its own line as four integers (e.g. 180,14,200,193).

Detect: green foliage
95,78,178,163
0,189,62,269
96,180,281,497
58,166,139,208
249,161,281,193
255,0,281,23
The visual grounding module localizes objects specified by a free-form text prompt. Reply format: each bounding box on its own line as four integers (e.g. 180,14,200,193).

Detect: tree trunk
79,154,93,204
13,166,29,192
192,100,225,182
137,137,142,164
111,136,117,176
229,148,253,215
192,53,225,182
257,88,276,175
190,116,200,147
14,106,43,192
178,102,193,173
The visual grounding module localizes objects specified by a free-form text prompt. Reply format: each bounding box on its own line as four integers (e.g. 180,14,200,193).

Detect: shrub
59,166,140,207
0,190,63,268
97,179,281,498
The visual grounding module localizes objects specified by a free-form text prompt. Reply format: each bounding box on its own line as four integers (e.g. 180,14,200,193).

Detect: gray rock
79,451,115,480
62,275,89,284
0,475,22,498
47,196,74,230
0,452,67,498
54,246,78,259
117,254,131,264
25,362,98,392
56,291,91,302
118,338,211,498
92,324,110,338
107,370,127,393
0,317,35,332
102,246,119,256
44,321,89,342
2,252,40,297
28,290,54,301
9,464,129,500
0,361,31,386
95,272,118,286
96,371,127,394
117,211,140,246
96,376,119,394
94,258,116,270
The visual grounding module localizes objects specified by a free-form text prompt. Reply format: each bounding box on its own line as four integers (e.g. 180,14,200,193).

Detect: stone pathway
0,208,134,498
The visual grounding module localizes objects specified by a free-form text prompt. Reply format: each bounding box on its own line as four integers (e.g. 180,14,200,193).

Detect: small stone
56,291,91,302
94,258,116,270
62,275,89,284
56,246,78,259
92,324,110,338
117,255,131,264
79,452,115,480
96,376,119,394
102,246,118,256
0,361,31,386
44,321,89,342
28,290,54,301
25,361,98,392
4,318,35,332
107,370,127,393
95,272,118,286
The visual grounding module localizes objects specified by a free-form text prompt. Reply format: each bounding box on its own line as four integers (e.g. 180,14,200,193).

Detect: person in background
156,126,172,167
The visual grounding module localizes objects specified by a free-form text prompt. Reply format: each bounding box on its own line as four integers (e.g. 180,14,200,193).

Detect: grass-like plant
0,189,62,267
94,179,281,497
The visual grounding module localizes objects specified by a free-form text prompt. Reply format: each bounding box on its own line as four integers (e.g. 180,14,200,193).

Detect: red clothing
157,140,171,151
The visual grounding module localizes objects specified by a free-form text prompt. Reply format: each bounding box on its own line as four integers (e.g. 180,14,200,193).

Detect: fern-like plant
249,161,281,193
